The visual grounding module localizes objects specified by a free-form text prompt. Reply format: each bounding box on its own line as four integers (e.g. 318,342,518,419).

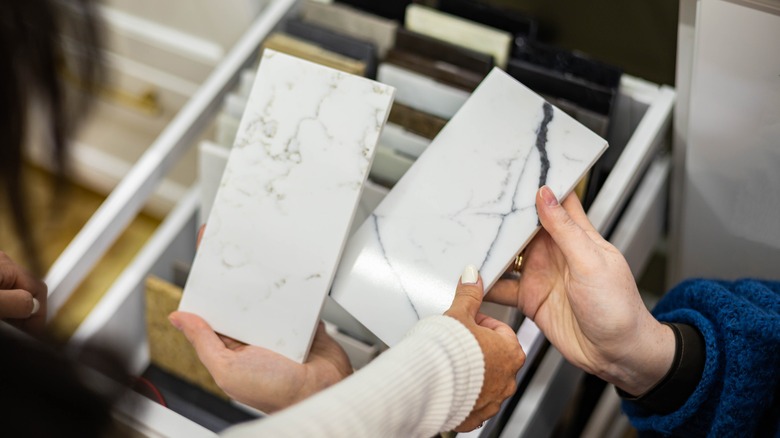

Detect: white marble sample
300,0,397,58
405,5,512,69
331,68,608,345
181,50,395,363
198,140,230,225
369,145,414,188
380,123,431,159
378,63,470,120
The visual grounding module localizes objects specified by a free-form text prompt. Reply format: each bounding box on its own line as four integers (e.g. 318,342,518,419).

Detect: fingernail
461,265,479,285
30,298,40,316
168,314,182,330
539,186,559,207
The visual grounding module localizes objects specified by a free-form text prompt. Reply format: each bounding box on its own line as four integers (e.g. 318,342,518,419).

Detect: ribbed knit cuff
617,323,705,414
406,316,485,431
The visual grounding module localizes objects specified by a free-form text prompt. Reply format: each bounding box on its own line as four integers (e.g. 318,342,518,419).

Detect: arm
173,265,524,436
624,279,780,436
223,315,484,437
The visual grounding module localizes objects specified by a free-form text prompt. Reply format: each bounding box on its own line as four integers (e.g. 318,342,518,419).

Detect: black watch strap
616,322,706,415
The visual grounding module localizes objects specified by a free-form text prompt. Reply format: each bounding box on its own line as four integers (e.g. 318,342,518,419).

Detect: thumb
447,265,485,319
536,186,595,263
169,311,227,369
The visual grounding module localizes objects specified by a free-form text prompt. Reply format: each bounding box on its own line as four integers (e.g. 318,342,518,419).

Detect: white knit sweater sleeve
221,315,484,437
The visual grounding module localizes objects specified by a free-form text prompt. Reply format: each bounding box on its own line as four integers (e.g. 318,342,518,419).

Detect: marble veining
331,68,607,346
181,50,394,363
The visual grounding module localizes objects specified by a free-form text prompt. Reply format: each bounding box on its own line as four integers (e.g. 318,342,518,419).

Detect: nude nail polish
540,185,559,207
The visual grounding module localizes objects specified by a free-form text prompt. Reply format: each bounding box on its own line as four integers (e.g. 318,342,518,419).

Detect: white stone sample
405,4,512,68
378,63,470,120
181,50,394,362
332,68,608,345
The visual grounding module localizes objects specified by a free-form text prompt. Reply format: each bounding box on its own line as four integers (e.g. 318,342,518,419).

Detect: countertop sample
180,50,394,362
332,68,607,345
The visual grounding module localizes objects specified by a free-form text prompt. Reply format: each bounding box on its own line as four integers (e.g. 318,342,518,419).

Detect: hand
446,265,525,432
0,251,47,334
169,313,352,413
487,187,674,396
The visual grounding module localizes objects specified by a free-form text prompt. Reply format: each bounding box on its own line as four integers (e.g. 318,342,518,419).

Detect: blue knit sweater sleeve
622,279,780,437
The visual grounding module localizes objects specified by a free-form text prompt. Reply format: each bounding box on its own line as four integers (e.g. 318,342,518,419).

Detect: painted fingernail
30,298,40,316
539,186,559,207
462,265,479,285
168,314,182,330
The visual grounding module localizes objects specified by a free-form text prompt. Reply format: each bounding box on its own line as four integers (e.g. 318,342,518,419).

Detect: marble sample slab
181,50,395,363
385,49,484,92
405,4,512,69
388,102,448,140
285,18,378,78
369,144,414,188
263,33,366,76
378,63,469,120
379,123,430,159
394,28,494,76
300,0,397,58
331,68,608,345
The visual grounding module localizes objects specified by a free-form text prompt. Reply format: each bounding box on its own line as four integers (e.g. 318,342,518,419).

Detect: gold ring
512,253,524,273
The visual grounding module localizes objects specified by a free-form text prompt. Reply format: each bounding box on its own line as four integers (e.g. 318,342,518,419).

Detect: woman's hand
169,313,352,413
446,265,525,431
0,251,47,334
488,187,674,396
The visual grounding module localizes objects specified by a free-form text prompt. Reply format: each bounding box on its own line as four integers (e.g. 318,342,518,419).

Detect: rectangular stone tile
331,68,607,345
405,4,512,68
181,50,394,362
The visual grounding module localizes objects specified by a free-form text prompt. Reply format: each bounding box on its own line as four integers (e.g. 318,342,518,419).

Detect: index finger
0,289,38,319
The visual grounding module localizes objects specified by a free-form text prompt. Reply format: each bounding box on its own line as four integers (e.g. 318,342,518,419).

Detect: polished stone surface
181,50,394,362
405,4,512,68
331,68,608,345
300,0,397,58
378,63,470,120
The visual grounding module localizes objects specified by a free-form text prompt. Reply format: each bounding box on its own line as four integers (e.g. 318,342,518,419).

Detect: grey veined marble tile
331,68,608,346
180,50,395,363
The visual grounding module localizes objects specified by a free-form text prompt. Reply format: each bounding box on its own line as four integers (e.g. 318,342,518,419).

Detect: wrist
600,319,676,396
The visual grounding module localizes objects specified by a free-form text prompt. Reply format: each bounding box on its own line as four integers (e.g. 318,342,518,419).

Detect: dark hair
0,0,104,275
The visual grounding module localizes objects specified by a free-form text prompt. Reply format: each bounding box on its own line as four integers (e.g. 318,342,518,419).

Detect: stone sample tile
387,102,448,140
300,0,397,58
405,4,512,68
181,50,394,363
331,68,608,345
284,18,378,78
262,33,366,76
378,63,470,120
394,28,494,76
